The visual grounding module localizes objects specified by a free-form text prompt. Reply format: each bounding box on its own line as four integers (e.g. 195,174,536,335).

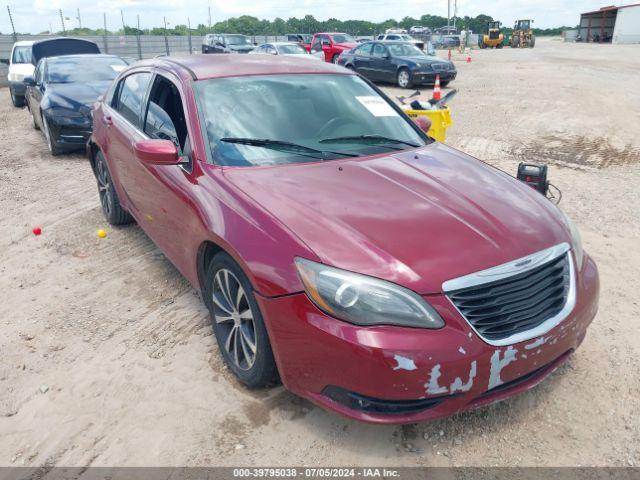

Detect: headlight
295,258,444,329
46,107,85,118
8,72,26,82
559,209,584,270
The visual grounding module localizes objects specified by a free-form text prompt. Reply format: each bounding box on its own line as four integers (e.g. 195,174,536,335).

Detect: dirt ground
1,37,639,467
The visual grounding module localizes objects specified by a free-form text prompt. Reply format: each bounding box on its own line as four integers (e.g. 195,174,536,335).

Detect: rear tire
29,106,39,130
530,35,536,48
204,252,279,388
95,151,134,225
331,54,340,64
10,87,25,108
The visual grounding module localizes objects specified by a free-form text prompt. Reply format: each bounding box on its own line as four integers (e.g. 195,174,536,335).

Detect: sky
1,0,626,34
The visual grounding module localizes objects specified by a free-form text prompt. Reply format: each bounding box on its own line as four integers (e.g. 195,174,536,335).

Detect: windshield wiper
220,137,360,159
319,135,420,149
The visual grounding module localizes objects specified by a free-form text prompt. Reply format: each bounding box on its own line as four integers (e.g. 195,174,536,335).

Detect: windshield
226,35,251,45
195,74,428,167
330,34,355,43
387,43,425,57
278,44,307,54
12,46,32,64
301,34,313,43
46,57,127,84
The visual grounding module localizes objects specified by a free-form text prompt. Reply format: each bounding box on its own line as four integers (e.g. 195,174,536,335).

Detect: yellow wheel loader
510,19,536,48
480,21,504,49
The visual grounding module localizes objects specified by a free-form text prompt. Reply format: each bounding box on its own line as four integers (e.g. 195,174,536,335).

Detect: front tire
10,87,25,108
397,68,413,89
204,252,278,388
42,114,62,156
95,151,134,225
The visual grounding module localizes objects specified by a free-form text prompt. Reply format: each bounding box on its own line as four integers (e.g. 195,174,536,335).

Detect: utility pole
163,17,170,56
447,0,451,31
120,9,126,33
7,6,17,42
187,17,193,54
453,0,457,31
136,15,142,60
77,8,82,29
103,13,109,53
208,5,212,30
59,9,66,35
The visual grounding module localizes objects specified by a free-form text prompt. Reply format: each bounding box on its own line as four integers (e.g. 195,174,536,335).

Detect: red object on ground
467,51,472,63
88,55,599,424
432,74,442,101
32,227,42,236
447,49,452,60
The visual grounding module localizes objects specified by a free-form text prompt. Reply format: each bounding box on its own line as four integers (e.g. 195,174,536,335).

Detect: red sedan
88,55,599,424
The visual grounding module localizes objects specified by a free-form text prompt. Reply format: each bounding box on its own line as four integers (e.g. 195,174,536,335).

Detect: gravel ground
0,37,639,467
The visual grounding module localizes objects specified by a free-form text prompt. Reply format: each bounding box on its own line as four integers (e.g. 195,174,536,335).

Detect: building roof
581,3,640,16
140,54,351,81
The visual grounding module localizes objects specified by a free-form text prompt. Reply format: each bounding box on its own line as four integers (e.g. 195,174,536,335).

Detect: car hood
46,80,112,111
223,143,571,294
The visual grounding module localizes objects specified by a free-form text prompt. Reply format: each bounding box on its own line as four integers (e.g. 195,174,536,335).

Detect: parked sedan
338,41,456,88
88,55,598,424
25,54,127,155
250,42,322,60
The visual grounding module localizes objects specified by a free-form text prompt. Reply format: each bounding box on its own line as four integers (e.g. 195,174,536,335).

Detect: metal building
579,3,640,44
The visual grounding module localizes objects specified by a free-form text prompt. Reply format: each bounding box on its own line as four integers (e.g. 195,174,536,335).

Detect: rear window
115,72,152,127
12,46,32,64
46,57,127,84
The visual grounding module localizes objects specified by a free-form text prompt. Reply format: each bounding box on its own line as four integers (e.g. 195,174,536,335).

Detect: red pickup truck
307,33,359,63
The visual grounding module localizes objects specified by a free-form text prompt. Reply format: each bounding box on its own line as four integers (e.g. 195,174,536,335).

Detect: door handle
102,115,113,126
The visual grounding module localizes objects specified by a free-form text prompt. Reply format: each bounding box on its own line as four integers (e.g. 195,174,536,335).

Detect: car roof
45,54,124,62
135,55,351,81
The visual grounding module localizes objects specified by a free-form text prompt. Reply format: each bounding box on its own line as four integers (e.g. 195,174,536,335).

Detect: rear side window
115,72,152,128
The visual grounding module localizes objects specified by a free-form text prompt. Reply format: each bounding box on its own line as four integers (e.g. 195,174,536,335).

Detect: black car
202,34,255,54
24,54,128,155
337,41,457,89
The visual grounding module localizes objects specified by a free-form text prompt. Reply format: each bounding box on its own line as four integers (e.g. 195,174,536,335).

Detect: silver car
249,42,323,61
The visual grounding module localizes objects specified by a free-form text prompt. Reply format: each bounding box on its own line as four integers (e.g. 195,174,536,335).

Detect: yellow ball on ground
97,229,107,238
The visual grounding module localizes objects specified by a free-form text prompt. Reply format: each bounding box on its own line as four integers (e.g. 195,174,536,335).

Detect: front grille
489,31,499,39
446,249,571,342
432,63,450,72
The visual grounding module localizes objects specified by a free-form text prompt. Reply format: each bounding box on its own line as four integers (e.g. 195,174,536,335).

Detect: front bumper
47,115,92,151
412,70,457,85
257,254,599,424
9,81,27,96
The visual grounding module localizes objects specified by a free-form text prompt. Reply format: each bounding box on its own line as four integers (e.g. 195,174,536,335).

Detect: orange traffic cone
447,49,452,61
432,74,442,101
466,50,472,63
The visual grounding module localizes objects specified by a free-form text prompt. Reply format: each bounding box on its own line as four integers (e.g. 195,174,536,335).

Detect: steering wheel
316,117,353,139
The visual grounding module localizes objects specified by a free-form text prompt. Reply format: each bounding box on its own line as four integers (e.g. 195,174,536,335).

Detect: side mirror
133,139,180,165
24,76,36,87
0,58,9,65
412,116,432,132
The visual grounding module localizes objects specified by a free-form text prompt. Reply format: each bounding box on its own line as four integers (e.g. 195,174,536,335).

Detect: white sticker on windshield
356,96,399,117
111,64,126,72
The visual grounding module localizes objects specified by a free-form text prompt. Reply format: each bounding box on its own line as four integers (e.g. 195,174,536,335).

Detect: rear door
369,43,393,81
352,43,373,77
105,71,153,216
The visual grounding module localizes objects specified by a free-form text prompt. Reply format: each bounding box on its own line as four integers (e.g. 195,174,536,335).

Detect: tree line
27,13,572,37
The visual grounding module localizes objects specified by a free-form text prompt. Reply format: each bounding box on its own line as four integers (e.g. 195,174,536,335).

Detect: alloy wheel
398,70,410,88
96,158,113,218
212,268,257,371
42,115,54,153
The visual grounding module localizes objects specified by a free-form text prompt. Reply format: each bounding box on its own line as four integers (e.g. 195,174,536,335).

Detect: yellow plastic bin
404,107,452,143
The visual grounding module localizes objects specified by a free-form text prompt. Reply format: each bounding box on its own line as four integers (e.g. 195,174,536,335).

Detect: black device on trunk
517,163,549,196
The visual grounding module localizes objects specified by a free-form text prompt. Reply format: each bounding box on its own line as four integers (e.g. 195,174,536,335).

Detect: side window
115,72,152,127
377,35,384,40
354,44,373,56
311,36,322,52
144,75,189,155
388,35,399,40
372,44,388,58
34,61,44,84
265,45,276,55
